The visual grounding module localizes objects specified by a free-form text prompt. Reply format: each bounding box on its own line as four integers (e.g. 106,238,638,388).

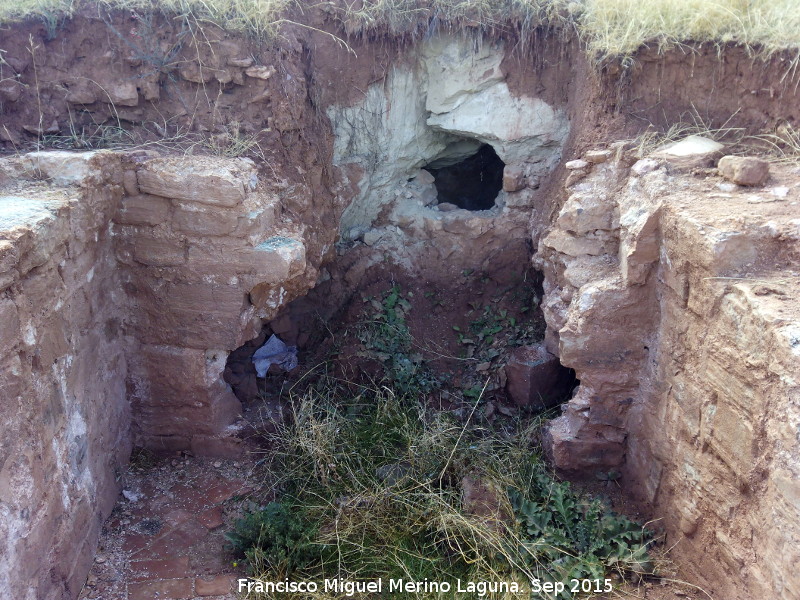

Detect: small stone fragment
228,57,254,68
718,155,770,186
245,65,276,80
413,169,436,185
631,158,660,176
770,186,789,198
564,169,589,188
565,159,590,170
584,149,612,164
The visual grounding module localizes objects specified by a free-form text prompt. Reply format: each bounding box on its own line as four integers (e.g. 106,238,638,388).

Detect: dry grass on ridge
0,0,799,63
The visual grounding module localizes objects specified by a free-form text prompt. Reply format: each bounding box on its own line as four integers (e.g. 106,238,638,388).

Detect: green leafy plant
357,285,439,396
510,466,653,593
226,501,324,571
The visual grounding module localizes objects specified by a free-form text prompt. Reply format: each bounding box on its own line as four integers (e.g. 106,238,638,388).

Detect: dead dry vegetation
1,0,800,63
226,283,656,600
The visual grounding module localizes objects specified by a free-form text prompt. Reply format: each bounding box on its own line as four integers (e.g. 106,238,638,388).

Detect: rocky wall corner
0,151,132,600
0,148,322,600
536,142,800,600
535,146,660,471
112,153,314,457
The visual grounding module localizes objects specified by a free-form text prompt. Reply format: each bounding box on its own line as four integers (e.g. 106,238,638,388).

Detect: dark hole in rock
426,143,504,211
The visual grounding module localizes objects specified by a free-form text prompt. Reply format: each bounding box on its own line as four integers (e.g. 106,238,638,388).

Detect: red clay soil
78,457,257,600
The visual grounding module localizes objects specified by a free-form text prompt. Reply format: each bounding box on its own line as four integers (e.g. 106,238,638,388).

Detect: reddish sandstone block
195,574,236,596
197,506,224,530
115,194,170,226
129,556,190,582
128,578,193,600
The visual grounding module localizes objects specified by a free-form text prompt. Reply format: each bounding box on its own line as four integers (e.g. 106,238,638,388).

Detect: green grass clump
230,383,653,599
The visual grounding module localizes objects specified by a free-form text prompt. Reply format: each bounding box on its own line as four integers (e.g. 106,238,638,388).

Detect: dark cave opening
426,143,505,211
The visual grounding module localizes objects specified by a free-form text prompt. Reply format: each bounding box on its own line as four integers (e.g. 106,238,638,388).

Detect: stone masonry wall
0,151,131,600
112,153,310,456
537,147,800,599
0,149,317,600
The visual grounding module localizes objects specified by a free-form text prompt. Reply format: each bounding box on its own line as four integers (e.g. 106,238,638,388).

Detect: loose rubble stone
565,159,590,170
653,135,724,169
245,65,276,80
631,158,660,176
505,344,574,409
718,155,770,186
584,149,612,164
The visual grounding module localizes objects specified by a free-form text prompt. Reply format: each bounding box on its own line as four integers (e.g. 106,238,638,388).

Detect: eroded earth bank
1,9,799,600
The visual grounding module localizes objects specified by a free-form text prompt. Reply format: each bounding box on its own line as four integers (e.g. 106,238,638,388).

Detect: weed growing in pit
453,300,542,365
357,285,440,397
230,383,655,599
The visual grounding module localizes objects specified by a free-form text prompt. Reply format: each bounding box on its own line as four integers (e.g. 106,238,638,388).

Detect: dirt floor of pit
77,452,710,600
77,455,257,600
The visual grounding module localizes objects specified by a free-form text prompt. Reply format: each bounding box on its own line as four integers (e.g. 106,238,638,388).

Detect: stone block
245,65,276,80
190,435,245,460
19,151,105,186
707,398,755,479
704,357,756,417
104,81,139,106
137,434,191,454
173,203,239,237
565,159,589,170
122,169,139,195
505,344,574,409
542,229,617,257
556,192,616,234
115,194,170,226
0,298,20,350
0,239,19,291
137,156,256,207
584,150,611,164
138,345,214,406
502,165,526,192
136,281,248,349
17,207,71,275
653,135,724,170
718,155,769,186
133,236,186,267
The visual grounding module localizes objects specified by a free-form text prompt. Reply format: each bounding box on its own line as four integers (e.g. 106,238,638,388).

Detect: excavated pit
1,10,800,600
